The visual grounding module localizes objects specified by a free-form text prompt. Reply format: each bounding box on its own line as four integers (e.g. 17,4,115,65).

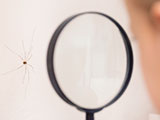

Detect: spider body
23,61,27,65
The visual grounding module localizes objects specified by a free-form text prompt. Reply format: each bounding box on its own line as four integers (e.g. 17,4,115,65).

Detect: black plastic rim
47,11,134,114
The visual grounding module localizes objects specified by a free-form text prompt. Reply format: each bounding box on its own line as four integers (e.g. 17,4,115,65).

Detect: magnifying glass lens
53,14,127,109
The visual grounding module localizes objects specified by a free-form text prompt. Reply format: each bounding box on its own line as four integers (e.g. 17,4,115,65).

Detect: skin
125,0,160,113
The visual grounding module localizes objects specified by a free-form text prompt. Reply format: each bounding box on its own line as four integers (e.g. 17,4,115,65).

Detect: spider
2,29,36,96
3,40,34,78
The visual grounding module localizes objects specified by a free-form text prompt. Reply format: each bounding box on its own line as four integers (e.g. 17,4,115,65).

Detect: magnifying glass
47,12,133,120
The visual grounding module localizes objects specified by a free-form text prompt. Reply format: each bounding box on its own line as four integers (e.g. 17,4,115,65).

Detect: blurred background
0,0,156,120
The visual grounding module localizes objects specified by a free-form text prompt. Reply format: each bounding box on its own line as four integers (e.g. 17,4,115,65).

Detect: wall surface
0,0,156,120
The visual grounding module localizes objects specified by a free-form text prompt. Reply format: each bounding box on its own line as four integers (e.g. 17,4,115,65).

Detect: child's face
125,0,156,42
125,0,160,112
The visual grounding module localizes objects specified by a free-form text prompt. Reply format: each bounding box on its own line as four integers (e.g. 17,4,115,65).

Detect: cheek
129,20,142,40
129,14,153,42
127,11,144,39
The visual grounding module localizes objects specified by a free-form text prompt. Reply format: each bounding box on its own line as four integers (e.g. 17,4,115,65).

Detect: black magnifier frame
47,11,133,120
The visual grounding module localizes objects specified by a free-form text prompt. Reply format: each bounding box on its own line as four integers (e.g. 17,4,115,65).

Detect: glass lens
53,14,127,109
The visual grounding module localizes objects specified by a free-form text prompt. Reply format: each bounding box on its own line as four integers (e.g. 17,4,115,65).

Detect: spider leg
4,45,24,61
28,64,36,75
26,46,33,60
22,65,27,84
27,64,34,71
22,40,27,60
2,64,23,75
26,27,37,59
25,67,30,98
26,54,32,61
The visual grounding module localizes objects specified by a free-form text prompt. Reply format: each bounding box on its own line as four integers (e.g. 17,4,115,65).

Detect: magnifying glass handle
86,112,94,120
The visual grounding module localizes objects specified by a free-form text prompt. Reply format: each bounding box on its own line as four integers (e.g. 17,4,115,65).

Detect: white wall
0,0,156,120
